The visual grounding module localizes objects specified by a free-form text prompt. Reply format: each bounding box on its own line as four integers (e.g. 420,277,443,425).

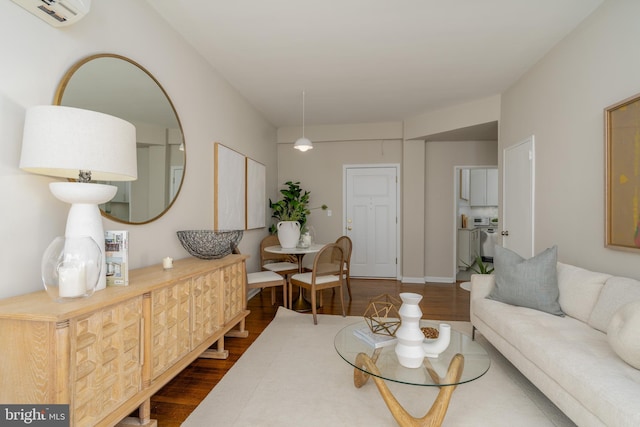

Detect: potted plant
269,181,327,248
269,181,311,231
461,255,494,274
459,255,494,292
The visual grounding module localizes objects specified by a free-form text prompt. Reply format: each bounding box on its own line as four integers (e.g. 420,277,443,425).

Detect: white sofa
470,262,640,427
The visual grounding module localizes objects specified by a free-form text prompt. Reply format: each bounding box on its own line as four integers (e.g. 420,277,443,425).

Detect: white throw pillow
590,276,640,332
557,262,610,323
608,300,640,370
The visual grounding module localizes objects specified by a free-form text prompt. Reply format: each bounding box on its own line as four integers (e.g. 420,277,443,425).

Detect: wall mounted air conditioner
11,0,91,27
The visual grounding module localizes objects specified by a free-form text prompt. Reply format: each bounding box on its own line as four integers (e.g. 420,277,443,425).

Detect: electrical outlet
327,210,332,217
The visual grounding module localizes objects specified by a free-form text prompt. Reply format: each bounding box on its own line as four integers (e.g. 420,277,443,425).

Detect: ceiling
146,0,603,129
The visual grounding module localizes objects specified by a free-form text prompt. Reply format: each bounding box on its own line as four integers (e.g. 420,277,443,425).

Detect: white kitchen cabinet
459,168,470,201
458,228,480,268
470,168,498,206
486,168,498,206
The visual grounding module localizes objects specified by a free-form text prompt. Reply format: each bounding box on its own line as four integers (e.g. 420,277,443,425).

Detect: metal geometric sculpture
363,294,401,336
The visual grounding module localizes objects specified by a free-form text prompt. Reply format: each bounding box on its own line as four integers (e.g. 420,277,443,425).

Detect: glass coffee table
334,320,490,427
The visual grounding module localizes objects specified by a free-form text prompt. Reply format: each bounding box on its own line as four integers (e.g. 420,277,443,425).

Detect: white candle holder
41,236,102,302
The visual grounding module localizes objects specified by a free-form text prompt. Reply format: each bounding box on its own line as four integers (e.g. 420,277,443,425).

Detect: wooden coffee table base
353,352,465,427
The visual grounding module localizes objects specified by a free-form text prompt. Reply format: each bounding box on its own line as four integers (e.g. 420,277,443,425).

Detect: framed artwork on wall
605,93,640,252
214,143,245,231
246,157,266,229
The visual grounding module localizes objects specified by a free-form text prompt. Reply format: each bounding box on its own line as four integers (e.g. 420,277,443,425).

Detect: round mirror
54,54,186,224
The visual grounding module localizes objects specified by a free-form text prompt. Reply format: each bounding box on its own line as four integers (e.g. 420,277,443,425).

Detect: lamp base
49,182,117,290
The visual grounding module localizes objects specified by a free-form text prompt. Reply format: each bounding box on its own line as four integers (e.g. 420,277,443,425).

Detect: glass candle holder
41,236,102,302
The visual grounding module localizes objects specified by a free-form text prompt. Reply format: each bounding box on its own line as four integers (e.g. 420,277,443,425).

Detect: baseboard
400,276,425,284
401,276,457,284
424,276,455,284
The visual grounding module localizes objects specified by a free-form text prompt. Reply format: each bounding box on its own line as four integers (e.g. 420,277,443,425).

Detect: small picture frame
105,230,129,286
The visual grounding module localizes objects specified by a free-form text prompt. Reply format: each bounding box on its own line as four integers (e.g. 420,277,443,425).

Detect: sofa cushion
589,276,640,332
608,300,640,369
488,245,563,316
557,262,610,323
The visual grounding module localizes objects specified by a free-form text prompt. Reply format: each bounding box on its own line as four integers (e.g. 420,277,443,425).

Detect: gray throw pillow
488,245,564,316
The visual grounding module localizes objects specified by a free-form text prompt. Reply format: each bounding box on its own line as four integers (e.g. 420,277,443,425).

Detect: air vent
11,0,91,27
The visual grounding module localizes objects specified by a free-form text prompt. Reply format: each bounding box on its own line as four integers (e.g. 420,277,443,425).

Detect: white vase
277,221,300,249
395,292,425,368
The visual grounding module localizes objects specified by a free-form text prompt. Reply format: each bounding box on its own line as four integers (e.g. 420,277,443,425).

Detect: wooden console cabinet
0,255,249,427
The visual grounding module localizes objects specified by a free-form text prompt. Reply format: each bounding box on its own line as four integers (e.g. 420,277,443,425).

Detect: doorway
344,165,399,278
453,165,498,282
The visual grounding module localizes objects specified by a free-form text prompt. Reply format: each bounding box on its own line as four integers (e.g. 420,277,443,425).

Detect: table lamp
20,105,137,290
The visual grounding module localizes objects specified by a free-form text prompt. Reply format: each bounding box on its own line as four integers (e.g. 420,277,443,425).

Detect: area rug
183,307,575,427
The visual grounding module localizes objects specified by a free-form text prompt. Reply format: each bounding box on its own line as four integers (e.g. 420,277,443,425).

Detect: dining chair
334,235,353,300
260,234,299,276
290,243,345,324
260,235,298,305
233,246,288,308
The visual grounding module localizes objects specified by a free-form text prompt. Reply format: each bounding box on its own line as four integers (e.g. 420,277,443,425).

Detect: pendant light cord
301,90,306,138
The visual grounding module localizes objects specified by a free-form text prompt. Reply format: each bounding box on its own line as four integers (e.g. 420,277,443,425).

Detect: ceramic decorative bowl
176,230,243,260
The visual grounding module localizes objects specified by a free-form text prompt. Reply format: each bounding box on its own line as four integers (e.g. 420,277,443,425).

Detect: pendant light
293,91,313,152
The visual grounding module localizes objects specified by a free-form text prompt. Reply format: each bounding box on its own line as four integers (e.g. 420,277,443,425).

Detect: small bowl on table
176,230,243,260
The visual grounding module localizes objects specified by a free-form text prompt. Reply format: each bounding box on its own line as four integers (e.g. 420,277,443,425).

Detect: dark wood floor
149,278,470,426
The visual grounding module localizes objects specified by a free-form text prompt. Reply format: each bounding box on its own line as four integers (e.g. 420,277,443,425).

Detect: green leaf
459,255,494,274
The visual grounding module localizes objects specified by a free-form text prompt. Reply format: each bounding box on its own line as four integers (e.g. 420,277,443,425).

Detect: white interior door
345,166,398,277
503,136,535,258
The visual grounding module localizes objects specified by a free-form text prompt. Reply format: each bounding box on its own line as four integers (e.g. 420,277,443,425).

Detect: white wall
278,121,403,143
0,0,277,299
276,138,403,244
500,0,640,279
401,96,500,281
404,95,501,140
401,140,425,280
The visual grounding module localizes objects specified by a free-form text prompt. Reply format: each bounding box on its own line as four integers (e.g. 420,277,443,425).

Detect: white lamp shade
294,137,313,152
20,105,137,181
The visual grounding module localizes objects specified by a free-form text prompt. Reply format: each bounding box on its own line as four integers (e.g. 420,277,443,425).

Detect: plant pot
277,221,301,249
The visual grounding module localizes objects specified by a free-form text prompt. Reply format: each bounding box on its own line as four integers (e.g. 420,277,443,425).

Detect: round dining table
264,243,324,312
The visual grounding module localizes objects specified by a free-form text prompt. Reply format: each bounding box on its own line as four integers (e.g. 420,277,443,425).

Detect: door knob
501,231,509,236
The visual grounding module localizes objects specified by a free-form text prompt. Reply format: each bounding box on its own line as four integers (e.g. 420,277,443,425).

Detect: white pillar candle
163,257,173,269
58,264,86,298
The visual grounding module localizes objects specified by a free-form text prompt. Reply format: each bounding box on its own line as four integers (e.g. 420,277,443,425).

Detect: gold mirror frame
54,53,186,225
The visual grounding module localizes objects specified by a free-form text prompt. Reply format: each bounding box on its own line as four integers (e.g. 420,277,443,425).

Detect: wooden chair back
260,234,295,265
311,244,344,280
290,243,346,323
334,235,353,300
334,236,352,270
